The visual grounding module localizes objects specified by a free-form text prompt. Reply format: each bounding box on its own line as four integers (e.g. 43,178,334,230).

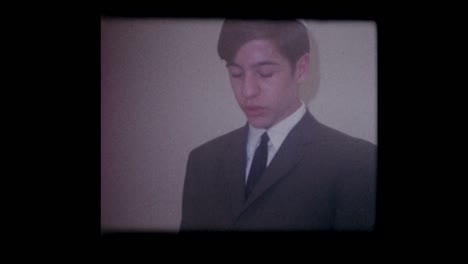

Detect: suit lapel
222,125,249,221
241,112,317,211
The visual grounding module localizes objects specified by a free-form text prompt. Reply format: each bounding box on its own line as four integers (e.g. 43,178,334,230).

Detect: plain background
101,19,377,232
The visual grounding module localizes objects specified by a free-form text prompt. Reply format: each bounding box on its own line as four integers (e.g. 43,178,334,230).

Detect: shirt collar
247,101,306,152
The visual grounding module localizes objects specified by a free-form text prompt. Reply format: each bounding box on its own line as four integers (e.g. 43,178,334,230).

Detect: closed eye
227,65,244,78
256,64,278,78
230,72,243,78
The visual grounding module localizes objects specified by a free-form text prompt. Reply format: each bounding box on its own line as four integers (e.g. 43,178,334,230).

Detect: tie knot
260,132,269,145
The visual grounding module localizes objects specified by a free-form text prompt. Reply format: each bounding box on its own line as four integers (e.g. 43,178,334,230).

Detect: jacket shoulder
189,126,246,158
314,121,376,157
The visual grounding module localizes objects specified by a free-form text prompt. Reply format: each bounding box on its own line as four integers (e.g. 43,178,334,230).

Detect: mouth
244,106,266,117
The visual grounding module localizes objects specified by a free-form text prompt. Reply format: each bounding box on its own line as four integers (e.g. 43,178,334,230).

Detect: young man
180,19,376,231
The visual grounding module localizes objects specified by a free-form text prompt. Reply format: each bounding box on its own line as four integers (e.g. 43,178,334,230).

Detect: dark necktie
245,132,269,200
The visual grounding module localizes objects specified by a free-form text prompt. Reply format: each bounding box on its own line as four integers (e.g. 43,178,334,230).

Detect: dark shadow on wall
299,26,320,105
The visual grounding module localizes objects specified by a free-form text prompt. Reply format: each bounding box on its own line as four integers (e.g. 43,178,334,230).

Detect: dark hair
217,19,310,66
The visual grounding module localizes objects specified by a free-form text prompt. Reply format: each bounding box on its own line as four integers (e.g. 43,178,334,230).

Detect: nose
241,72,260,99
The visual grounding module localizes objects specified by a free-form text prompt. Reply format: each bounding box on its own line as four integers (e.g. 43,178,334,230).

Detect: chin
248,118,273,129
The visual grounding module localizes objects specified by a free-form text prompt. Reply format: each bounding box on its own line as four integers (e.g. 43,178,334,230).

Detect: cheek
262,77,294,99
230,84,244,103
229,77,245,91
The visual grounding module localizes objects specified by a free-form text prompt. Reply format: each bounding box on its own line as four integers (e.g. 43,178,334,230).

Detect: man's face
227,39,307,129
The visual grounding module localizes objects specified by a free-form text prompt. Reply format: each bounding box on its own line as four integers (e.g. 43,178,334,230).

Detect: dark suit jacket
180,112,376,231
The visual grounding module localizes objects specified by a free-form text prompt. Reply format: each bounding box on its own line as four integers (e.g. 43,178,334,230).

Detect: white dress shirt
245,102,307,183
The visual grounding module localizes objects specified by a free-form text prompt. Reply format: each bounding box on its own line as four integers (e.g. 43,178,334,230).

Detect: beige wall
101,19,377,231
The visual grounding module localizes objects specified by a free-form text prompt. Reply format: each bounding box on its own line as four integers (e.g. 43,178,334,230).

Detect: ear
294,53,310,84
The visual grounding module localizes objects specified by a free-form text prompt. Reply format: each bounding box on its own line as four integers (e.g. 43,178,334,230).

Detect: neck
267,99,303,129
